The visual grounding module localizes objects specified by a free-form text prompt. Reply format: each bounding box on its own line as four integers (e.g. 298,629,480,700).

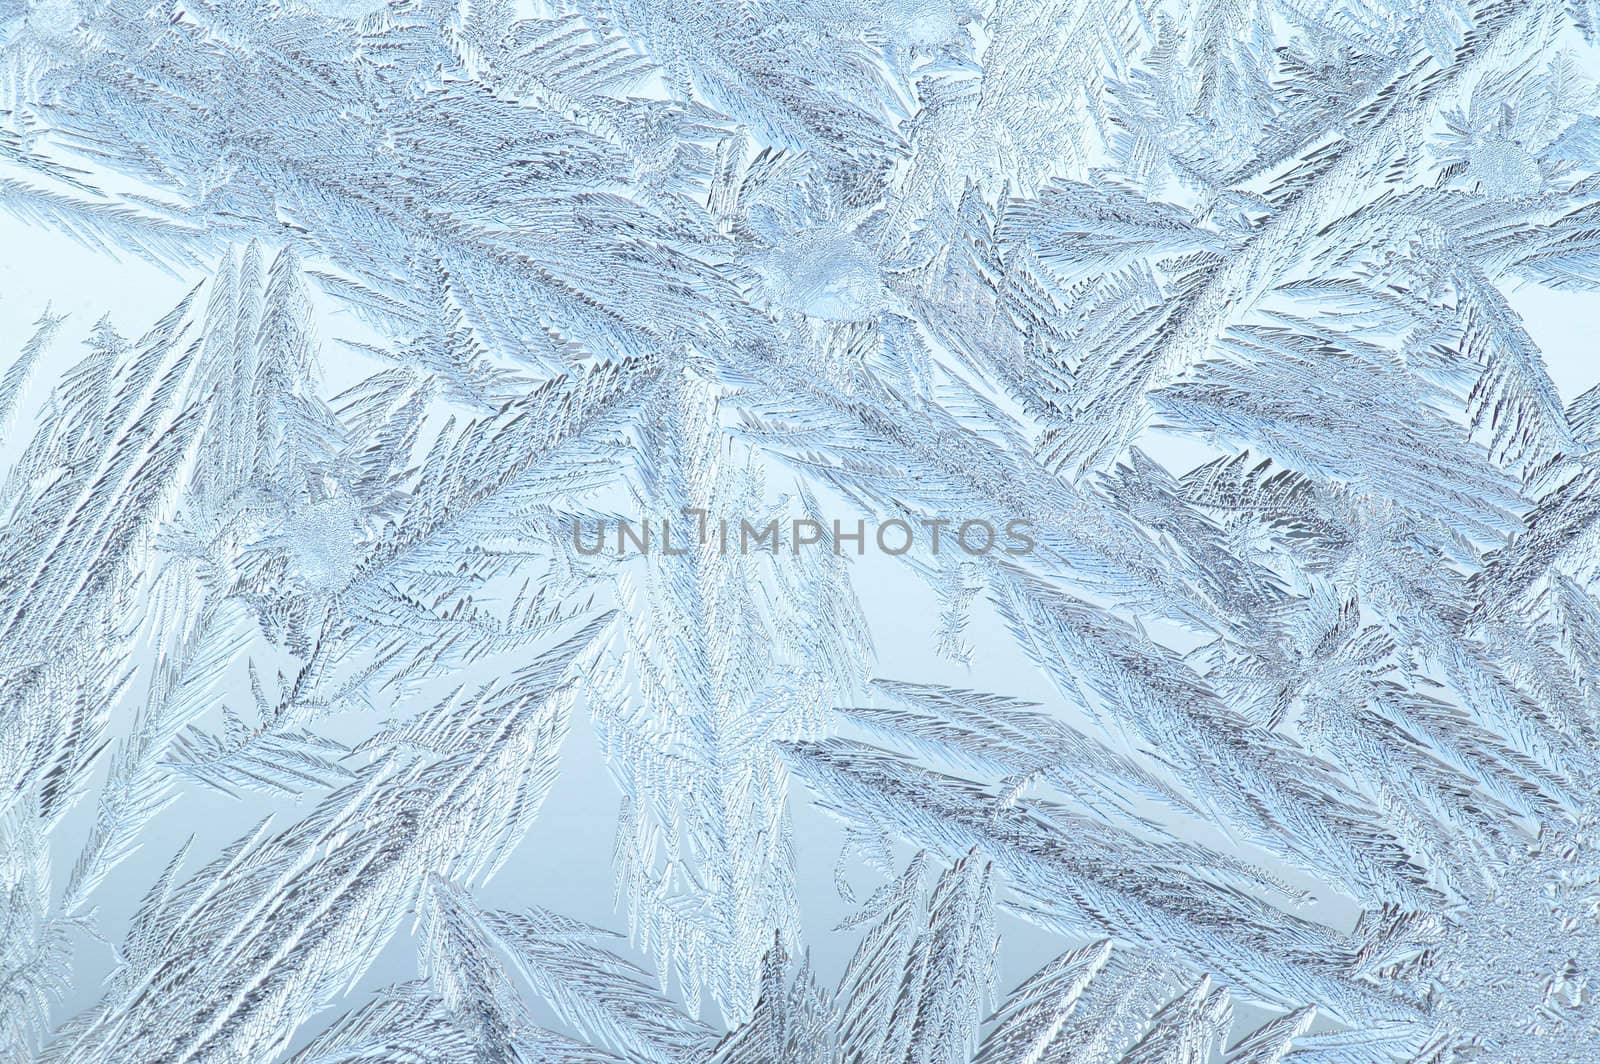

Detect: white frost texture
3,1,1600,1061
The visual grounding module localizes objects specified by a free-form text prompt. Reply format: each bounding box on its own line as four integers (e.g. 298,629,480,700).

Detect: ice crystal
1,0,1599,1060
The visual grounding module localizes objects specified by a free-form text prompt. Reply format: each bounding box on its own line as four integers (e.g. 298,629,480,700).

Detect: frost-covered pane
1,1,1599,1061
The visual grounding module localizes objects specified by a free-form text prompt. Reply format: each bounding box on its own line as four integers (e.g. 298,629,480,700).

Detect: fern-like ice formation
2,0,1600,1060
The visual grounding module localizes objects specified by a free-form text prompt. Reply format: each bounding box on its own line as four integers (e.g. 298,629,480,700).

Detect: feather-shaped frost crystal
1,1,1600,1061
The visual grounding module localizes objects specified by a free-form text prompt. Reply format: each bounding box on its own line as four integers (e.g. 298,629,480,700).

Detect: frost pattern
2,0,1600,1061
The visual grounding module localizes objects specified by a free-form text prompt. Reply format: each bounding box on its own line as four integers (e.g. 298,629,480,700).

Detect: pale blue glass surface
2,3,1600,1061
